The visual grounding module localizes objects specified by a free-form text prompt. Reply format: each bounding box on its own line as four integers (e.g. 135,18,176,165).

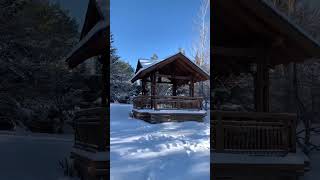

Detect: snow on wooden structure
64,0,109,179
131,52,209,123
212,0,320,179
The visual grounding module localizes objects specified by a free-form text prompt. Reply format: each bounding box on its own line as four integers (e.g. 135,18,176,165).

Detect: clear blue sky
110,0,207,69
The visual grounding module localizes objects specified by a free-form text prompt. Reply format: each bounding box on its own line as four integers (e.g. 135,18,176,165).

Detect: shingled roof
131,52,210,84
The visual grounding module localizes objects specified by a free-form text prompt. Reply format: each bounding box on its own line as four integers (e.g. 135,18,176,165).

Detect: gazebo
64,0,108,179
131,52,209,123
212,0,320,179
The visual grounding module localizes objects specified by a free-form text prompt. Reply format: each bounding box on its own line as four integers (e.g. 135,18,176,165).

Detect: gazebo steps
132,109,207,123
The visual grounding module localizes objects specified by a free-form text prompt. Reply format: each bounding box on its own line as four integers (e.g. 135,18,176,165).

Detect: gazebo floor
132,109,207,123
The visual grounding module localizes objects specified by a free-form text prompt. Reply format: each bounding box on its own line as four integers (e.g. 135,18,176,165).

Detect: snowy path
0,133,73,180
110,103,210,180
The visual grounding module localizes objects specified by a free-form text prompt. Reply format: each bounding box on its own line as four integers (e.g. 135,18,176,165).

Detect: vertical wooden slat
215,112,224,152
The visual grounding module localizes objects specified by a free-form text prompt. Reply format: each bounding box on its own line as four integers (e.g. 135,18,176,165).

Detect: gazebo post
141,78,146,95
189,78,194,97
151,72,157,109
99,53,107,151
254,59,269,112
172,79,177,96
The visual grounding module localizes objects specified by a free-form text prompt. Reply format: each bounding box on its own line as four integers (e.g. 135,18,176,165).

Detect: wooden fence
211,111,296,153
133,96,203,110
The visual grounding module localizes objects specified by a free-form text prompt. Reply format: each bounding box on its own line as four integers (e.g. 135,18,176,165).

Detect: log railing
211,111,296,153
133,95,203,110
73,107,108,152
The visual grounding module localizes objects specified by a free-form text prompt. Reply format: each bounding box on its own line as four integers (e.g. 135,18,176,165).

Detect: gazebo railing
73,107,108,152
133,95,203,110
211,111,296,153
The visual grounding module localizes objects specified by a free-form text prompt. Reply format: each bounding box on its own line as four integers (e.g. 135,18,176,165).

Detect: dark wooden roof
135,59,155,73
65,0,109,69
131,53,210,84
213,0,320,75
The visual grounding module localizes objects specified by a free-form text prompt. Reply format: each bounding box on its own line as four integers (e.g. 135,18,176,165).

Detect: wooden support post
189,79,194,97
141,79,146,95
151,73,157,109
99,54,108,152
172,80,177,96
254,60,269,112
263,62,270,112
215,111,224,152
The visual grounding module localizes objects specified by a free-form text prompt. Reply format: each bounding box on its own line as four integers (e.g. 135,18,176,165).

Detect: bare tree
270,0,320,150
190,0,210,110
191,0,210,69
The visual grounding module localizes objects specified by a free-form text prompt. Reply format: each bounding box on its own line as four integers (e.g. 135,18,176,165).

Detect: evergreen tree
110,33,138,103
0,0,82,132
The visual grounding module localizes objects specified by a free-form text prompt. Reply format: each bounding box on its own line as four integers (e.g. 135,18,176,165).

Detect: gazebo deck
132,95,207,123
132,108,207,123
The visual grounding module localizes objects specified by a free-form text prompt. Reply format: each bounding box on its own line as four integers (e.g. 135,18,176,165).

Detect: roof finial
178,48,185,54
151,53,158,61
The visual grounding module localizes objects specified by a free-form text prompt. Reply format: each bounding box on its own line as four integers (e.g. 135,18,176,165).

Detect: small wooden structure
64,0,108,179
131,52,209,123
212,0,320,179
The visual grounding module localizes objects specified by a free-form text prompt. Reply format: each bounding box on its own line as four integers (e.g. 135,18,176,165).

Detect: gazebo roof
65,0,109,69
213,0,320,75
131,52,210,84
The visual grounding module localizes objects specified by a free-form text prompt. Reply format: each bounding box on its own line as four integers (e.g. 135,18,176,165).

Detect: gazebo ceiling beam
213,47,267,58
157,74,192,80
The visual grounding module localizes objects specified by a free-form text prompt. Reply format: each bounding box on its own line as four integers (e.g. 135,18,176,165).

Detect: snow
138,59,161,68
71,148,109,161
110,103,210,180
300,125,320,180
0,132,74,180
65,20,107,62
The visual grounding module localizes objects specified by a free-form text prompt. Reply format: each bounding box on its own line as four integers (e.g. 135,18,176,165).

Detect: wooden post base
70,148,109,180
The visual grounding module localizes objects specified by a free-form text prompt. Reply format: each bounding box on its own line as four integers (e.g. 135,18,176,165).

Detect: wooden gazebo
131,52,209,123
212,0,320,179
64,0,108,179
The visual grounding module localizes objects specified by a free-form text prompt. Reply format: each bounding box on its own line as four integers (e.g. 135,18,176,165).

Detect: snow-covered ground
0,132,74,180
110,103,210,180
301,128,320,180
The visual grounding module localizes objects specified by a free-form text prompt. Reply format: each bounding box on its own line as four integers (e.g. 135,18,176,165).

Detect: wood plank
158,74,192,80
213,47,267,58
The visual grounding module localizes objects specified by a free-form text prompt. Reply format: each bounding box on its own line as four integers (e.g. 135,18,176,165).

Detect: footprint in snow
166,144,170,149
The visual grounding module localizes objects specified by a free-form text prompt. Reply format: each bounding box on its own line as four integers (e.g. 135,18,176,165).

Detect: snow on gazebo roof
131,52,210,83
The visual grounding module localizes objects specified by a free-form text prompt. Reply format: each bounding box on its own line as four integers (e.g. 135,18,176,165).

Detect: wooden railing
73,107,108,152
133,95,203,110
211,111,296,153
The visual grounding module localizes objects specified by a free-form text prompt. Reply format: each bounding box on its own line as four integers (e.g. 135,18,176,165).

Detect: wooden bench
211,111,307,180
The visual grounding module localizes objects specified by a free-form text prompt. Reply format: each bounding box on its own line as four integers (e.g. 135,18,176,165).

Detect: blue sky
110,0,208,68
